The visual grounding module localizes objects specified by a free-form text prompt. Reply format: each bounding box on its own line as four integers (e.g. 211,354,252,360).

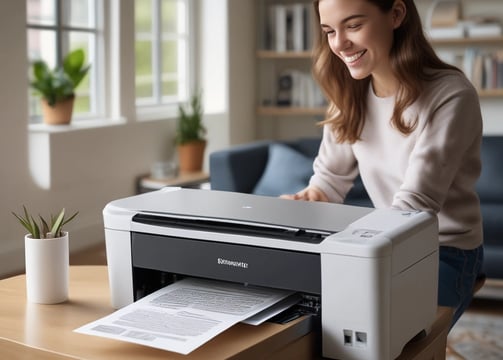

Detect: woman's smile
342,50,367,65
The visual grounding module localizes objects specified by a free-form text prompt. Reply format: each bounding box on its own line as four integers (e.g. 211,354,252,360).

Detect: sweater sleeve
309,124,359,203
392,77,483,213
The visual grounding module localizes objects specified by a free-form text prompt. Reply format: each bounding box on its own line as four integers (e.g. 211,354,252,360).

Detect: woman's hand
280,186,329,202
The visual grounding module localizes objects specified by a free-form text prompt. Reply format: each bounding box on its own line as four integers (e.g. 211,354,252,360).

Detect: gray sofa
210,136,503,280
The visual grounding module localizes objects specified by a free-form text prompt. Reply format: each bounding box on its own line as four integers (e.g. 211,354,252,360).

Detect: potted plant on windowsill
175,90,207,173
30,48,90,125
12,206,78,304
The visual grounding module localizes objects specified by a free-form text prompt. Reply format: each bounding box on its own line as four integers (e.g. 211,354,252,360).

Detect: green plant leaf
50,208,66,237
40,216,50,237
71,65,91,89
63,49,85,74
12,212,33,235
175,90,206,145
63,49,90,89
32,61,50,82
29,215,41,239
61,211,79,228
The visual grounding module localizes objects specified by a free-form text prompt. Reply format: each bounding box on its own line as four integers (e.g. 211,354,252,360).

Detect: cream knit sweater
310,70,483,249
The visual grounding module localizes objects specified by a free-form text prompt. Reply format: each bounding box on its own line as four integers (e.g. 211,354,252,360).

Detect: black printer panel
131,232,321,297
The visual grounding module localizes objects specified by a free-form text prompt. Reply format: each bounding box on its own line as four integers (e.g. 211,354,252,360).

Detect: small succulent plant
12,206,78,239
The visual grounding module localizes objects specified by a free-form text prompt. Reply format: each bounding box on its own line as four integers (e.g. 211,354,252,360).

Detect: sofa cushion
480,204,503,246
252,143,313,196
476,136,503,202
284,138,321,158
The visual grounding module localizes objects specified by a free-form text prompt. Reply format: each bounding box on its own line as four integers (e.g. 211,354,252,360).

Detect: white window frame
26,0,105,123
135,0,196,121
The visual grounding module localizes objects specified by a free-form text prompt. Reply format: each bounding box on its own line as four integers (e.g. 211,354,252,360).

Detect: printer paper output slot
131,267,322,324
133,213,330,244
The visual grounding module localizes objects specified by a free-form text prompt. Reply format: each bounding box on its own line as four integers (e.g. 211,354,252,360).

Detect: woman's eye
347,23,361,30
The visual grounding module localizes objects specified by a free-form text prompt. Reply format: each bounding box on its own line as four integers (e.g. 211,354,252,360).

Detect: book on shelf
425,2,503,40
463,48,503,90
466,22,502,38
427,20,503,40
428,0,461,28
266,3,315,52
427,25,464,39
436,50,463,69
276,69,325,108
485,51,503,90
497,52,503,90
291,3,305,52
425,0,464,39
269,4,287,52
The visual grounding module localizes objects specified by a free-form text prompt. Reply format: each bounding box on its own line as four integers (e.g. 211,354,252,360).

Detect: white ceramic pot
24,231,69,304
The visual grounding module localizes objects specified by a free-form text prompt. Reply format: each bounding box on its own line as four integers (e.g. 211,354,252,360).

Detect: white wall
0,1,35,275
201,0,257,155
0,0,257,278
227,1,257,144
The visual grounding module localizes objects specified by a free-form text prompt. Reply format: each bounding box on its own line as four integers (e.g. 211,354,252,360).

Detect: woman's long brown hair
312,0,461,143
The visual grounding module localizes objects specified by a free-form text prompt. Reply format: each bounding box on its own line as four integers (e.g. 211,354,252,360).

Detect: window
135,0,192,110
26,0,102,123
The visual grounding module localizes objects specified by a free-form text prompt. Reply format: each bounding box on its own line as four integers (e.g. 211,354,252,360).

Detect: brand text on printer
217,258,249,269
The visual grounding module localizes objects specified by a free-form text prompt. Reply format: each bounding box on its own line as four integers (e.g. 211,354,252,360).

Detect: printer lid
106,187,373,233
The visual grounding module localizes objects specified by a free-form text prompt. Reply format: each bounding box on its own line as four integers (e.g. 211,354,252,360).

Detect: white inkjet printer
104,187,439,360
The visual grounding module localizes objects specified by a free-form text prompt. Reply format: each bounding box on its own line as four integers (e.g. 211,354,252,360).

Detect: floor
447,285,503,360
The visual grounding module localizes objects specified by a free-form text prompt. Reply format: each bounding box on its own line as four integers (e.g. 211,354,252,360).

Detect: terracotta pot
41,96,75,125
177,140,207,173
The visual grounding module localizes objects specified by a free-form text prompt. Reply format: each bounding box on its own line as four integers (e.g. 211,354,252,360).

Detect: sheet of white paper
74,278,294,355
241,293,302,325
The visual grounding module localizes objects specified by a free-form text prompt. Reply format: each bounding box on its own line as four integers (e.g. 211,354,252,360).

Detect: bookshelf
430,36,503,46
416,0,503,98
429,35,503,97
256,50,312,59
256,0,326,138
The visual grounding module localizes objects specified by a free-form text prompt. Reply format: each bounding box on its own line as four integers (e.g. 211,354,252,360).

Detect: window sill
28,117,127,134
136,104,178,122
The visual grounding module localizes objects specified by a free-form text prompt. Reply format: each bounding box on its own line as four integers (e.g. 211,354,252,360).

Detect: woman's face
319,0,404,83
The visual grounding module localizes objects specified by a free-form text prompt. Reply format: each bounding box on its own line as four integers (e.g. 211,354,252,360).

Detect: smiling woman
284,0,485,330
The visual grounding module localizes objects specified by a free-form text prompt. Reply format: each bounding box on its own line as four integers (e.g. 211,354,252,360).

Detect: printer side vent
133,213,329,244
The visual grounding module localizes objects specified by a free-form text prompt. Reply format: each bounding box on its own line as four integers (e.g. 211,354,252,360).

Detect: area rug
446,310,503,360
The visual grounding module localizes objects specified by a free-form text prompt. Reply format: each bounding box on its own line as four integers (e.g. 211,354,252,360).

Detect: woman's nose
331,32,351,52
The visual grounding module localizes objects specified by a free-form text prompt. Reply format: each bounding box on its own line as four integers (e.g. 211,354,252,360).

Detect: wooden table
0,266,315,359
0,265,452,359
397,307,452,360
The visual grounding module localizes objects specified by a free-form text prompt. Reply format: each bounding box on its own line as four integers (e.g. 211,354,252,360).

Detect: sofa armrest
210,141,272,193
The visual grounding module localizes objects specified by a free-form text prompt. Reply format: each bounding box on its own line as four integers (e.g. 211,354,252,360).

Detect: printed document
74,278,294,355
